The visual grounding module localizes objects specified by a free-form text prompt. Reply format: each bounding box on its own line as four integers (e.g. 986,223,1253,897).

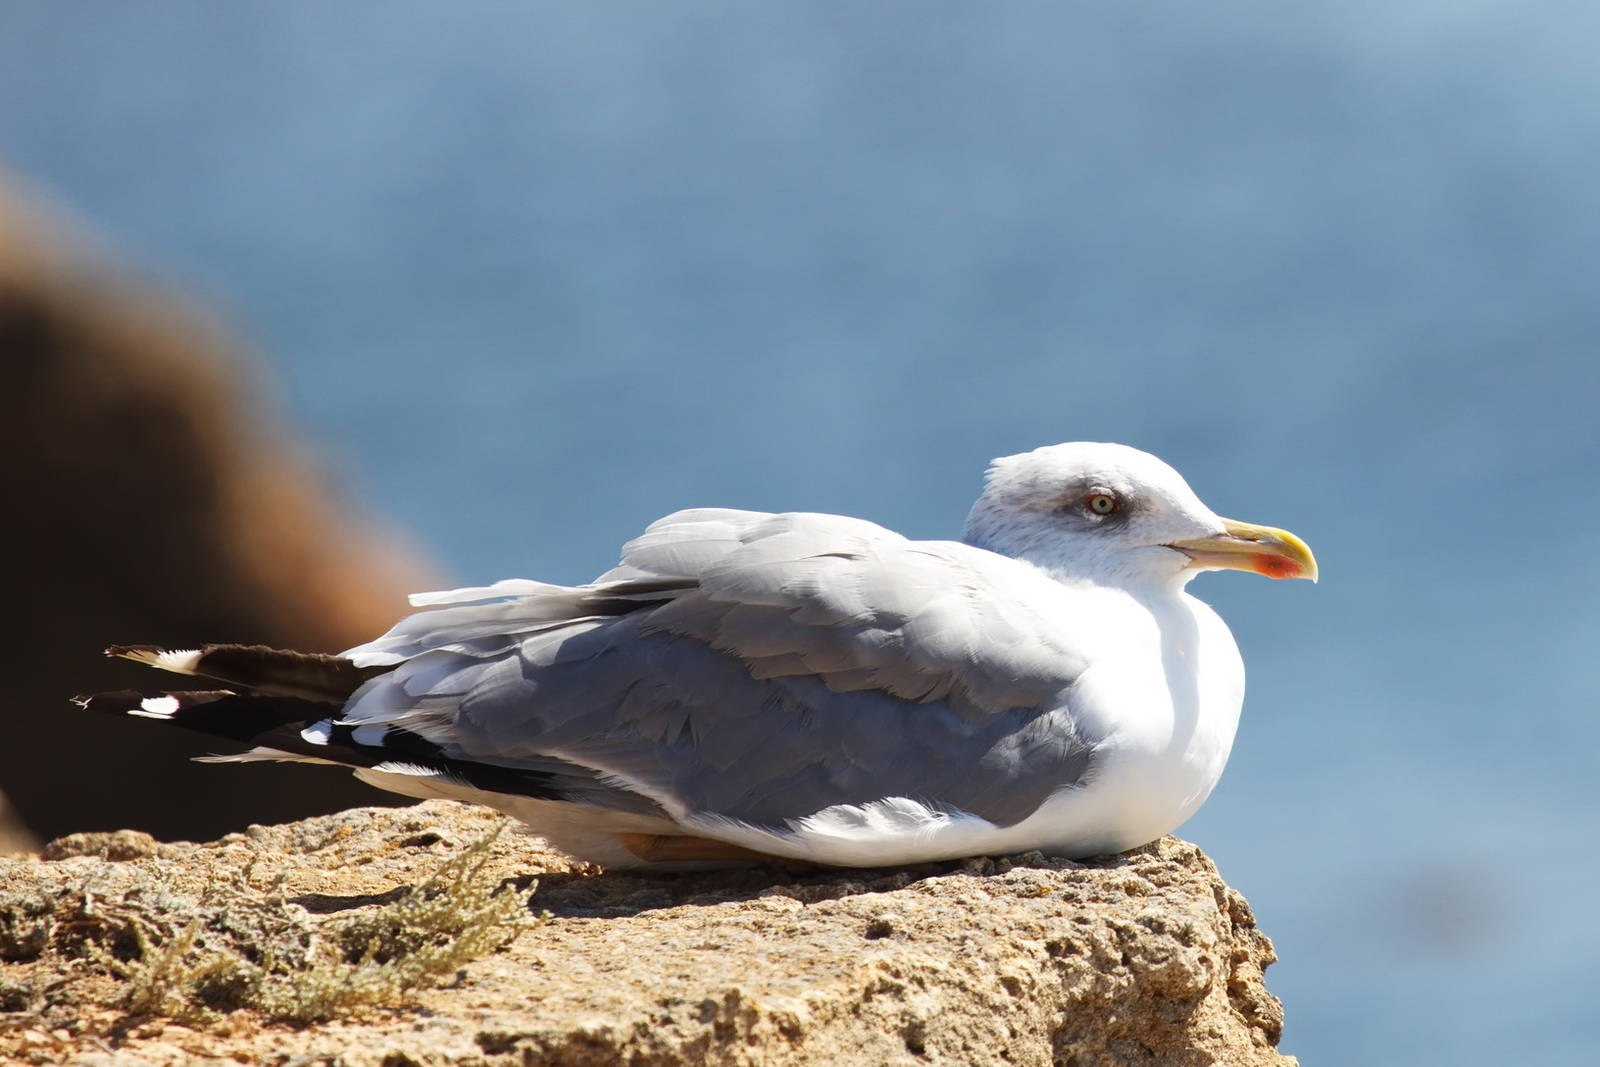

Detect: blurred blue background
4,3,1597,1062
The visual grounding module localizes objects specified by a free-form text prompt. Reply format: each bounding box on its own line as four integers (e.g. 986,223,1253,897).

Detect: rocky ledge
0,800,1293,1066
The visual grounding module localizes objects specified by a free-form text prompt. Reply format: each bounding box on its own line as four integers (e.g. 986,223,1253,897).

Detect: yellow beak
1167,518,1319,582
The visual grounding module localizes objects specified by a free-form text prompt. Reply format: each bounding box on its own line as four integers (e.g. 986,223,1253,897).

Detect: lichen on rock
0,800,1295,1066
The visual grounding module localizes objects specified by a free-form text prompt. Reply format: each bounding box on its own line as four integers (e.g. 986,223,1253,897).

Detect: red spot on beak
1254,553,1305,580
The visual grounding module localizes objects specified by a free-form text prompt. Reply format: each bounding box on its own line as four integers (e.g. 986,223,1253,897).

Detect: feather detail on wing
108,643,386,701
336,510,1098,830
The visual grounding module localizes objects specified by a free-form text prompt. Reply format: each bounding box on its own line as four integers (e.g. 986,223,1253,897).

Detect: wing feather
339,510,1096,829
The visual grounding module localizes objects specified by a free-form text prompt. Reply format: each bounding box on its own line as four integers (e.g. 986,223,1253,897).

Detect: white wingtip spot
300,720,334,746
114,648,204,675
129,695,181,719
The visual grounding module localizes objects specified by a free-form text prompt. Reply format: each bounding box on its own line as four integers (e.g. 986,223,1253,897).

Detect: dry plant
83,826,543,1024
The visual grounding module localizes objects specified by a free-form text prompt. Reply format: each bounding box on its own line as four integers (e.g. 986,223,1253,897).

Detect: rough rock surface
0,801,1294,1065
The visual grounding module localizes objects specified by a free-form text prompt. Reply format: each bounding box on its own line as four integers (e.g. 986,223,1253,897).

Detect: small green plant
95,826,543,1024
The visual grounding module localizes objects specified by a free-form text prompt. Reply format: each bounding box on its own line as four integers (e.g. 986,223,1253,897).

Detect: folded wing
339,509,1098,829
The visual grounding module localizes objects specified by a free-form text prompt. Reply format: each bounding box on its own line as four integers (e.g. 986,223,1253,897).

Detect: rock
39,829,167,862
0,801,1294,1065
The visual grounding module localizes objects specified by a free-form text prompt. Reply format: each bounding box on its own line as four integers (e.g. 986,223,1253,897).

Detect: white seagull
78,443,1316,868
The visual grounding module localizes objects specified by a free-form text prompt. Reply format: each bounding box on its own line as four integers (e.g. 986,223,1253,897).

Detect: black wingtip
72,688,572,804
105,644,162,658
72,689,144,713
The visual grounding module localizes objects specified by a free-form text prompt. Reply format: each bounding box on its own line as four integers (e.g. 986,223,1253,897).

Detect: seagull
76,443,1316,868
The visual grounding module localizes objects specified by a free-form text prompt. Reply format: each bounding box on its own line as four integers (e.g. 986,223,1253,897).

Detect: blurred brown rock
0,174,435,847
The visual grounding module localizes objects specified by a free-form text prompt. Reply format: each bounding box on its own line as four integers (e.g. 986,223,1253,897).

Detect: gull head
962,442,1317,588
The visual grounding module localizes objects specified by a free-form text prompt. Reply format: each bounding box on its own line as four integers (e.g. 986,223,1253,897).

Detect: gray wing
342,509,1098,828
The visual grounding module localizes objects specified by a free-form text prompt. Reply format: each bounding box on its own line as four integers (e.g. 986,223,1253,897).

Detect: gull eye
1085,492,1119,516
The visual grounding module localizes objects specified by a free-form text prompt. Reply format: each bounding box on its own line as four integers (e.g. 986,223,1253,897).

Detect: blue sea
5,4,1598,1061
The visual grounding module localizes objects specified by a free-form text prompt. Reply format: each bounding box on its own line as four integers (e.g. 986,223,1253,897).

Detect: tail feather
107,643,389,701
